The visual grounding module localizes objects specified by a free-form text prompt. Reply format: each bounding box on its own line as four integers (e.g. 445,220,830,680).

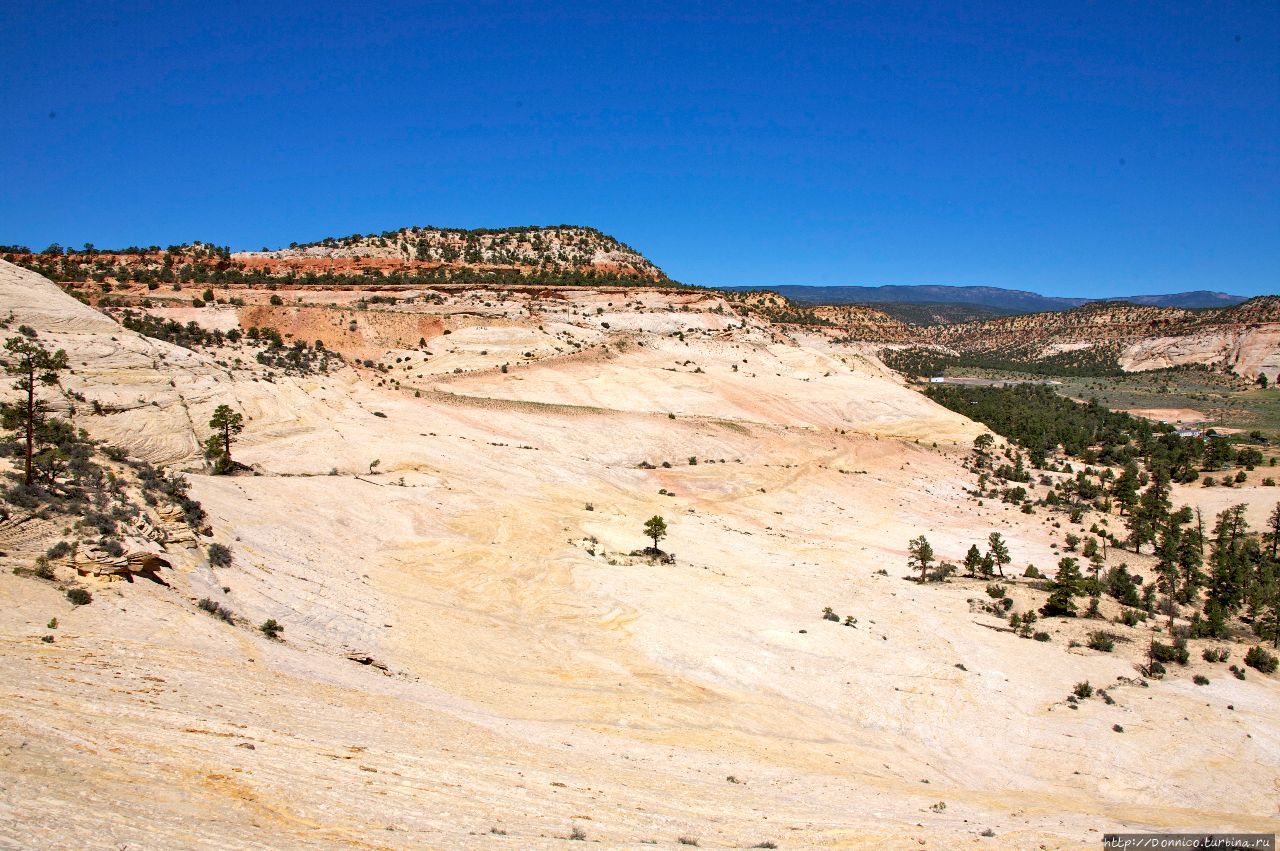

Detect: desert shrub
1146,660,1166,678
1193,674,1210,685
1023,565,1040,578
1033,631,1051,641
1150,639,1189,665
986,584,1007,599
260,619,282,639
1087,631,1115,652
1229,665,1246,680
1113,724,1124,733
1117,608,1145,627
197,597,235,623
30,555,56,580
269,295,284,305
1202,647,1229,663
1072,681,1093,699
208,543,233,567
1244,646,1278,674
66,588,92,606
822,607,839,622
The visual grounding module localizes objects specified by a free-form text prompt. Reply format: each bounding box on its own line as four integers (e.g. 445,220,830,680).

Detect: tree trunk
23,363,34,486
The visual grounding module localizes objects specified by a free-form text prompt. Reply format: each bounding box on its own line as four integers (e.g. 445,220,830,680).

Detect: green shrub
260,619,282,640
1087,631,1115,652
1193,674,1209,685
1202,647,1229,663
1033,631,1051,641
1117,608,1145,627
1150,639,1189,665
208,543,233,568
66,588,92,606
45,541,73,559
1072,681,1093,699
1244,646,1278,674
197,597,235,623
985,584,1007,599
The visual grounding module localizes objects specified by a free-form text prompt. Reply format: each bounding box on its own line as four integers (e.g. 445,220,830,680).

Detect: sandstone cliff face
914,297,1280,377
1120,325,1280,379
811,304,917,344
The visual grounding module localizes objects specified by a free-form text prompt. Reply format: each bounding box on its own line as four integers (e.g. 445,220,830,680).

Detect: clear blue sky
2,1,1277,297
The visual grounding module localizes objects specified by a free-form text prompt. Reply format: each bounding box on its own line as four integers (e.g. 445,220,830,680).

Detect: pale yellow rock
0,260,1276,849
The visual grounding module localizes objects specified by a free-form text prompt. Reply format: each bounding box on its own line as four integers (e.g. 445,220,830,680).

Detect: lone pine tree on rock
206,404,244,474
643,515,667,551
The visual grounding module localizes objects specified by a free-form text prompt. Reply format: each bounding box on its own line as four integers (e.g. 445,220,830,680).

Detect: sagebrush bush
66,588,92,606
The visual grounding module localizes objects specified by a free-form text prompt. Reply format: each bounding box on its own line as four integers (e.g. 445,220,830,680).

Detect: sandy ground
1121,408,1208,426
0,260,1277,849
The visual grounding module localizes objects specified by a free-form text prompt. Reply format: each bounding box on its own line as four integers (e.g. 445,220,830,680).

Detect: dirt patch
238,304,443,359
1121,407,1207,425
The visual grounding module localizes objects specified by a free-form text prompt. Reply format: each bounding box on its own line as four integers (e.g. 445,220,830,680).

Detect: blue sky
1,1,1276,297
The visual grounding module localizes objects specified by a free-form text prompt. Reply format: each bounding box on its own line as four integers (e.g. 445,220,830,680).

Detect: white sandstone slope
1120,326,1280,381
0,259,1277,849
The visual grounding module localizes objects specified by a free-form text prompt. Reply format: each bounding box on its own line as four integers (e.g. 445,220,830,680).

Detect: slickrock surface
0,260,1276,849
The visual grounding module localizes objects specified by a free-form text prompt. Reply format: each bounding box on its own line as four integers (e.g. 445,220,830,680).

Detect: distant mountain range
725,285,1251,313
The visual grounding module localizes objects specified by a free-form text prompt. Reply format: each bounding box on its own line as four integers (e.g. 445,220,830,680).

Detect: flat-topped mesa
2,225,674,288
238,225,665,280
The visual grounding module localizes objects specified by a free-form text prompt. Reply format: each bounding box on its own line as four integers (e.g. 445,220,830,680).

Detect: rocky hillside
920,298,1280,379
240,225,666,279
2,225,672,289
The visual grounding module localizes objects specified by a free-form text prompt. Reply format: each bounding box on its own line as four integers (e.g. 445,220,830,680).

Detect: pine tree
205,404,244,474
986,532,1010,578
908,535,935,583
643,515,667,550
1266,502,1280,560
1041,557,1084,618
963,544,985,577
0,334,69,486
